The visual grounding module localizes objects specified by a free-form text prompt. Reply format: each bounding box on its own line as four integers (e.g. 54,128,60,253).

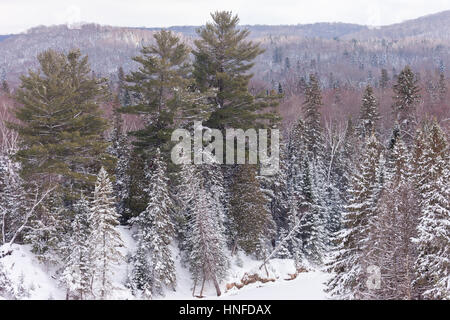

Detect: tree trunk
192,278,197,297
212,275,222,296
199,278,206,297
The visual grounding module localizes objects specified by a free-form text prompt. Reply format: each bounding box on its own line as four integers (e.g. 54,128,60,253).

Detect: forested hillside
0,10,448,300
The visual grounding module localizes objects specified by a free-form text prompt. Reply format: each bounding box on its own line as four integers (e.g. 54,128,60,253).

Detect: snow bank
1,234,330,300
0,244,63,299
163,251,330,300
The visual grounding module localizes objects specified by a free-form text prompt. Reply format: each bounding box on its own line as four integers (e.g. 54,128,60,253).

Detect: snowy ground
0,226,330,300
0,243,64,300
164,253,330,300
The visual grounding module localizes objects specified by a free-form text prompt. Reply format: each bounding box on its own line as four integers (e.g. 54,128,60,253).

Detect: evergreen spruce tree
126,151,149,219
0,262,15,299
326,134,383,299
413,121,449,300
259,139,290,232
229,164,275,256
392,66,421,143
110,99,131,223
24,191,68,265
297,158,328,264
380,69,389,90
10,49,113,194
133,148,176,296
302,74,324,159
368,137,419,299
275,227,292,259
278,82,283,94
285,57,291,70
0,151,26,244
340,118,359,192
128,239,152,299
179,163,228,297
285,118,308,265
117,66,131,107
1,80,9,94
90,167,124,299
358,85,380,139
438,72,447,103
60,195,93,300
201,162,227,241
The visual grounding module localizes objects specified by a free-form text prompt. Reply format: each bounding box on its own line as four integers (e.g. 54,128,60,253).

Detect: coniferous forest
0,9,449,301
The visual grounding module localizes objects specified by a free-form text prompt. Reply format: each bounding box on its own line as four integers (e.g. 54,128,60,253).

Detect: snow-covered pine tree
0,151,26,245
413,120,449,300
187,181,228,297
178,162,228,297
358,85,380,139
176,161,197,252
0,261,15,299
326,134,383,299
340,118,359,194
286,196,304,268
117,66,131,107
367,137,419,300
438,72,447,103
275,227,292,259
90,167,124,299
128,239,152,299
60,195,93,300
24,191,67,265
287,118,323,266
132,148,176,296
259,136,290,233
391,66,421,144
110,99,131,224
297,158,328,264
302,74,324,159
201,162,227,244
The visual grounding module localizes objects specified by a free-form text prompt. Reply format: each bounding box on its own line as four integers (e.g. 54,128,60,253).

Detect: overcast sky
1,0,450,34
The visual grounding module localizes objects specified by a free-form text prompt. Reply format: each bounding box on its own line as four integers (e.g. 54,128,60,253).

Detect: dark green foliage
193,11,279,130
392,66,421,143
122,30,190,154
11,49,114,195
380,69,389,89
302,74,324,159
229,164,275,255
358,85,380,139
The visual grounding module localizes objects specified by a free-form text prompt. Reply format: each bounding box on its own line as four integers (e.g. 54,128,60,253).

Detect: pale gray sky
1,0,450,34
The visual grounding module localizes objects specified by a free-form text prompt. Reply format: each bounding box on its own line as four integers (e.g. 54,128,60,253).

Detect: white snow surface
0,243,64,300
0,226,330,300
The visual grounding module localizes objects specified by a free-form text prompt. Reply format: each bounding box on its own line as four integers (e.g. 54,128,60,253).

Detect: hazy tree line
0,11,448,300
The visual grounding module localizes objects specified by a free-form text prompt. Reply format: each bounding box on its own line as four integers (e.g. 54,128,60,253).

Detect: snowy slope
0,228,330,300
0,244,64,300
220,271,330,300
159,253,329,300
